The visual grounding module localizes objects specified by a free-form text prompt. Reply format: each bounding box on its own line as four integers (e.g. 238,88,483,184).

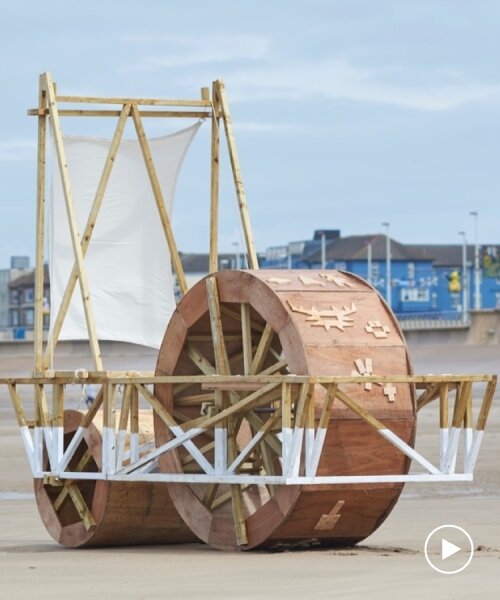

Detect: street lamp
318,231,326,269
469,211,481,309
381,222,391,307
458,231,468,324
232,241,240,269
366,242,372,284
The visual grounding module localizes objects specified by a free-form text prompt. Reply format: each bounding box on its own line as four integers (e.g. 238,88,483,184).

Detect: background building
260,231,500,321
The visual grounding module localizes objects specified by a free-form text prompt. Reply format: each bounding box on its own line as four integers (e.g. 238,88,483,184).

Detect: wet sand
0,344,499,599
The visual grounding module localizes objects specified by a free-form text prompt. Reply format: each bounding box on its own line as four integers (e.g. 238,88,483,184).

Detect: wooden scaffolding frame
30,72,259,374
1,75,495,541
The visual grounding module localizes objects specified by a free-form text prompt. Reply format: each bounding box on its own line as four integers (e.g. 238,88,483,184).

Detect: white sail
49,122,201,348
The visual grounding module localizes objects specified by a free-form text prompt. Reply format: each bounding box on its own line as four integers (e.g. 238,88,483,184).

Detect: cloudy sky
1,0,499,267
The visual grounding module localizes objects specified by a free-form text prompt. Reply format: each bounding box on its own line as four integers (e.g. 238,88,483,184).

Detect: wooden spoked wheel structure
155,269,416,551
34,409,196,547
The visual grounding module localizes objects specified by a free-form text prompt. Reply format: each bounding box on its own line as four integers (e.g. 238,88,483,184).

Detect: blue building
260,231,500,318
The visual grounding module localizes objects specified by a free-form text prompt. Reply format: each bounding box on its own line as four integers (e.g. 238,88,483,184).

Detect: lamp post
381,222,391,307
367,242,372,284
319,231,326,269
232,241,240,269
458,231,468,324
469,211,481,309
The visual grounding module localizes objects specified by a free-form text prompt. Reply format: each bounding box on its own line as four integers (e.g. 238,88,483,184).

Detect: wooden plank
53,448,93,511
175,392,215,406
205,277,231,375
130,385,139,462
185,343,216,375
67,484,96,530
241,304,253,374
451,381,471,428
81,388,104,428
244,410,282,456
282,383,292,429
135,383,177,427
130,105,188,295
209,81,220,274
118,384,132,431
258,359,288,376
250,324,274,374
205,275,247,542
227,408,282,473
227,412,248,546
43,102,131,368
215,79,258,269
416,383,440,411
334,387,385,431
28,108,211,118
55,94,211,107
52,383,64,427
7,384,28,426
34,75,47,373
318,383,337,430
103,383,117,474
202,382,263,391
476,377,497,430
1,373,495,387
293,383,310,429
439,383,449,428
182,382,281,432
35,383,51,428
220,304,265,332
43,72,103,370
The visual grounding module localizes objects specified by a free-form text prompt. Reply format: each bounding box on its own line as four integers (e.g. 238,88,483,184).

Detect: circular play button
424,525,474,574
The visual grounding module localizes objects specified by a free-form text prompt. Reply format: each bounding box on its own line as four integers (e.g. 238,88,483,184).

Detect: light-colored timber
1,73,495,553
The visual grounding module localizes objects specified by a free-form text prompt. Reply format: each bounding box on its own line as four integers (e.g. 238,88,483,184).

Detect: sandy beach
1,344,499,599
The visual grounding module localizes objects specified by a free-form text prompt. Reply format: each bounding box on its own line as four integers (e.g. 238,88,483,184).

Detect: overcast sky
1,0,499,268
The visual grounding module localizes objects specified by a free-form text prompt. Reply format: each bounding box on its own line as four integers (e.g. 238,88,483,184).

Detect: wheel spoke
241,303,253,374
250,324,274,374
53,447,93,511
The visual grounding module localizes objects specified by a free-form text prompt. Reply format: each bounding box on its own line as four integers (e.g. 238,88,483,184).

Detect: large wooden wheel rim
34,410,107,547
154,269,416,551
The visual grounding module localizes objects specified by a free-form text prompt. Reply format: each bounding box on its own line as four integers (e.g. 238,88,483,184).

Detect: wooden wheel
155,270,416,551
34,409,197,548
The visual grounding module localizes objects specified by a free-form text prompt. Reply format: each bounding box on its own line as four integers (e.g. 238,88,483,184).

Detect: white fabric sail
49,121,201,348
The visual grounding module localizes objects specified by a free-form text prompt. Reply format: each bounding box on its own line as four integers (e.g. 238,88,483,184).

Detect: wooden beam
451,381,471,428
185,343,216,375
250,324,274,374
205,275,247,543
439,383,449,429
34,74,47,373
205,277,231,375
214,79,258,269
43,72,103,370
67,483,96,530
209,82,220,274
476,377,497,431
28,108,210,118
416,383,440,412
241,304,253,375
43,102,131,368
53,448,93,511
55,95,211,107
183,382,281,432
318,383,337,430
7,384,28,427
130,105,188,295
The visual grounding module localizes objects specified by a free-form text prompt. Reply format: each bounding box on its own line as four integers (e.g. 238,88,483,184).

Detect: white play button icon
424,525,474,574
441,538,461,560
